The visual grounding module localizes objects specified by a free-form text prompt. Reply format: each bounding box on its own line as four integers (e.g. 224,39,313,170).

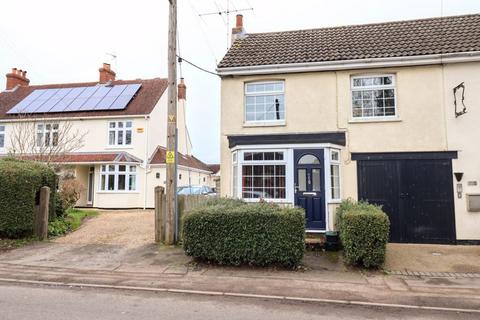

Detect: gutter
217,51,480,76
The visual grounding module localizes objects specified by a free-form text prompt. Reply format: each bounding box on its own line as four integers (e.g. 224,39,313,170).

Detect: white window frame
108,120,133,147
351,74,397,120
244,81,285,124
0,125,5,149
100,164,137,192
234,149,288,201
329,149,341,202
36,123,59,148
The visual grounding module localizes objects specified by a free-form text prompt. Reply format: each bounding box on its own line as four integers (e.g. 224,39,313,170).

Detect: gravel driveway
54,210,155,248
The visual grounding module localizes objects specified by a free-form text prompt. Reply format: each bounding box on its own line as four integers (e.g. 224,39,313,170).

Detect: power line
177,55,218,76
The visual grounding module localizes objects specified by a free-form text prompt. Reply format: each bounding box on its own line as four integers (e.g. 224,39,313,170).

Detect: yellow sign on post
166,151,175,164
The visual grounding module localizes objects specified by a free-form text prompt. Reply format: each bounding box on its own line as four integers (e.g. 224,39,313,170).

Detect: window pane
101,175,106,190
129,175,136,190
0,134,3,148
101,165,106,171
119,165,126,172
129,166,136,172
384,89,395,98
108,175,115,190
383,76,393,85
126,121,132,128
312,169,321,192
331,164,340,199
252,152,263,161
298,154,320,165
109,122,115,128
108,165,115,171
274,152,284,160
264,152,275,161
298,169,307,191
117,130,124,145
109,131,115,145
118,122,124,128
36,133,43,147
52,132,59,146
126,130,132,145
331,150,339,161
118,174,126,190
0,125,4,132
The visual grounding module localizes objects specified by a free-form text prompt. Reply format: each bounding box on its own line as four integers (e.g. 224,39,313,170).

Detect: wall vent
466,194,480,212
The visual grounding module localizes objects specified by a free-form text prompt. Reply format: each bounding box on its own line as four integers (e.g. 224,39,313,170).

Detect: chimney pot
236,14,243,28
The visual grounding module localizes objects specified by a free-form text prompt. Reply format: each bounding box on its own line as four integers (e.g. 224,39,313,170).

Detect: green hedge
182,200,305,267
336,199,390,268
0,158,57,237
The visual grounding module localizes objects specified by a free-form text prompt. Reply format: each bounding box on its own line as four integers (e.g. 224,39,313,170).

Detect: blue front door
294,149,326,230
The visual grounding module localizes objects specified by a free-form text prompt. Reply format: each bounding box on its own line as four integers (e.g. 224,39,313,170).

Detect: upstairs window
36,123,59,147
108,121,132,146
0,125,4,148
245,81,285,123
351,75,396,119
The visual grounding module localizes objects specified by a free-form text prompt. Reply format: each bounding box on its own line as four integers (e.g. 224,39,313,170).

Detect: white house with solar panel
0,63,214,209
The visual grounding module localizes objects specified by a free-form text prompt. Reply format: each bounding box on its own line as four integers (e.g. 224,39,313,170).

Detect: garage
353,152,457,244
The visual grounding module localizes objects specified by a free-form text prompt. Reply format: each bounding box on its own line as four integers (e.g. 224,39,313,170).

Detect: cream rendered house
0,64,213,209
218,14,480,244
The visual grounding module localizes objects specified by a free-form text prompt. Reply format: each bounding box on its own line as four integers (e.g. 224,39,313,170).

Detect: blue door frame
294,149,326,230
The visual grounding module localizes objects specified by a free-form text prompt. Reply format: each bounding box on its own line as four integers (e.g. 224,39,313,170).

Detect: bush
48,208,98,237
0,158,58,237
336,199,390,268
58,179,85,211
182,201,305,267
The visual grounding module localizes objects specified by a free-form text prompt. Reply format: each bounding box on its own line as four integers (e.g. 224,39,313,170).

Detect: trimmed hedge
336,199,390,268
182,199,305,267
0,158,57,237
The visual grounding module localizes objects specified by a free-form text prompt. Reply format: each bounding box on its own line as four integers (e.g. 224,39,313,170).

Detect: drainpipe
143,115,150,210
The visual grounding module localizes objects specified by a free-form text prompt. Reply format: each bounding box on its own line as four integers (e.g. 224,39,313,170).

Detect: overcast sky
1,0,479,163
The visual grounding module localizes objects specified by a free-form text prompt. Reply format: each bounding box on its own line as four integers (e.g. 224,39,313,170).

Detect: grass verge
48,209,98,237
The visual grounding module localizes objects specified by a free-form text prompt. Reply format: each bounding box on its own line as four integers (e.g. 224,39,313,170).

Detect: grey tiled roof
218,14,480,68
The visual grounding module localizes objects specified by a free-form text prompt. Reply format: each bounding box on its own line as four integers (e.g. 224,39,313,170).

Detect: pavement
2,283,478,320
0,210,479,313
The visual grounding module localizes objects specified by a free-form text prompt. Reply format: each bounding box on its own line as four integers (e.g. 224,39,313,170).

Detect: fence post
34,186,50,240
155,186,165,243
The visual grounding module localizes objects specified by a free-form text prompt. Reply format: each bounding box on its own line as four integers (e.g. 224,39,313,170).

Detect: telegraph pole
165,0,177,245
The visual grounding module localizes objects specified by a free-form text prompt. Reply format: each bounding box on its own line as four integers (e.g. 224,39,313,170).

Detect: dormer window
245,81,285,123
351,75,396,119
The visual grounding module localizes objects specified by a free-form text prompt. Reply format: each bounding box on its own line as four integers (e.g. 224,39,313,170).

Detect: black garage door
354,152,456,244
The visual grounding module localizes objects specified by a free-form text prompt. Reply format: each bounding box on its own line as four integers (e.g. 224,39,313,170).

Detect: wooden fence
154,186,211,243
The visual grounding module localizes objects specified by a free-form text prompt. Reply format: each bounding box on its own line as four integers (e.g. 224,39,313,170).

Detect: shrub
336,199,390,268
182,201,305,267
0,158,57,237
58,179,85,211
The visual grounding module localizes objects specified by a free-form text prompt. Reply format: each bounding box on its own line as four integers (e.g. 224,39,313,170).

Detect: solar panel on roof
109,83,142,110
6,89,47,114
7,83,142,114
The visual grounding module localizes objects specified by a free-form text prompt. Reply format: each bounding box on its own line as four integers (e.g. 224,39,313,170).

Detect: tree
8,118,87,165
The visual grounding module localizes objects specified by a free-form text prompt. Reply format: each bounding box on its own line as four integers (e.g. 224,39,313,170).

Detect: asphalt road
0,283,477,320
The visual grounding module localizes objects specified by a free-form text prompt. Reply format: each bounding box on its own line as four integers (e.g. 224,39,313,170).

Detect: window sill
97,191,140,194
328,200,342,204
105,146,134,150
348,117,401,124
243,121,286,128
242,198,291,204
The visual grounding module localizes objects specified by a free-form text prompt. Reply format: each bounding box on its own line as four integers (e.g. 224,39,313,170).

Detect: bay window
108,121,132,146
245,81,285,123
100,165,137,191
236,151,286,200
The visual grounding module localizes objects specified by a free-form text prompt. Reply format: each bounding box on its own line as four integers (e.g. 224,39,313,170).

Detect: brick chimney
231,14,246,45
178,78,186,100
5,68,30,90
99,63,116,83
